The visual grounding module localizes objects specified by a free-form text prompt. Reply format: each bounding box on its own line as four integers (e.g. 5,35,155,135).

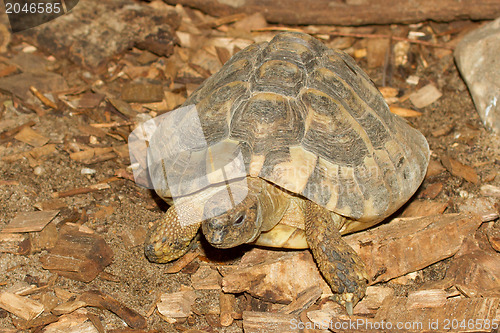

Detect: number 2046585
5,1,62,14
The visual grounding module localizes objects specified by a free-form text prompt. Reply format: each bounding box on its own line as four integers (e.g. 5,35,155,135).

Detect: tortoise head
201,185,263,248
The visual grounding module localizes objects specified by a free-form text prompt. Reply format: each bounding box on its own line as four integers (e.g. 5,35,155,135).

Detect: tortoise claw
345,301,353,316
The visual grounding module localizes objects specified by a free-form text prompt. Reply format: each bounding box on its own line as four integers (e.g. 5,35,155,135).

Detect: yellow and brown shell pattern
154,31,430,231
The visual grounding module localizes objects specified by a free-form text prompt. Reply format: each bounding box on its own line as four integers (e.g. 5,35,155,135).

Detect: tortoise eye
233,215,245,226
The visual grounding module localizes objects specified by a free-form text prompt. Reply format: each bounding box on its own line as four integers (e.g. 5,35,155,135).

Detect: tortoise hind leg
305,201,369,315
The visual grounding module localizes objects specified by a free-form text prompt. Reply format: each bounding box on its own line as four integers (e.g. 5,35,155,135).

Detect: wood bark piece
345,214,482,284
51,300,88,316
242,311,299,333
20,0,180,71
221,249,331,303
121,83,164,103
10,314,59,330
70,147,117,165
279,286,323,315
42,309,98,333
163,0,500,25
1,210,59,233
165,251,199,273
77,290,147,329
1,144,57,163
446,228,500,297
39,223,113,282
0,72,68,100
52,183,110,198
0,291,44,321
481,184,500,198
191,265,222,289
389,106,422,118
486,226,500,252
0,233,29,254
419,182,443,199
14,127,49,147
401,200,448,217
441,156,479,184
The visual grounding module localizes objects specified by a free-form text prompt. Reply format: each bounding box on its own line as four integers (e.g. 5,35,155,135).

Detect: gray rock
455,18,500,134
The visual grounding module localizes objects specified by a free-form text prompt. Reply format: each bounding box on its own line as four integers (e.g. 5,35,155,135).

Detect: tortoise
144,31,430,313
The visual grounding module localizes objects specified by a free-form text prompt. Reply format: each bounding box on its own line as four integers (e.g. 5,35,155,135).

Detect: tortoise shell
147,32,430,230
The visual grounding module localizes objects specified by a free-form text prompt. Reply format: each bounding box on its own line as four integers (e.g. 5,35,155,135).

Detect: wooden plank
162,0,500,25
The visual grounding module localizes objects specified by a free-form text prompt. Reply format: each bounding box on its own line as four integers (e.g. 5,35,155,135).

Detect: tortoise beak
207,229,225,246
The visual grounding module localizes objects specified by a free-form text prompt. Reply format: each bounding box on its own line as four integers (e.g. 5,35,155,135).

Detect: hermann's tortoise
144,31,430,313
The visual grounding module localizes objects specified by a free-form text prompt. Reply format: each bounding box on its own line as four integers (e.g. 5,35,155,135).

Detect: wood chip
481,184,500,198
373,297,500,333
486,226,500,252
157,289,197,320
121,83,164,103
77,92,105,109
30,221,58,253
419,182,443,199
406,289,447,309
29,86,58,109
33,199,67,211
441,155,479,184
389,106,422,117
425,159,446,178
165,251,199,274
42,309,97,333
222,249,331,303
1,210,59,233
279,286,322,315
219,292,236,327
447,230,500,297
70,147,117,164
52,300,88,316
242,311,299,333
431,123,454,137
10,314,59,330
14,127,49,147
78,290,147,329
305,301,343,331
52,183,110,198
0,291,44,321
107,98,137,119
39,223,113,282
409,84,442,108
2,144,57,163
0,233,28,254
191,265,222,290
0,120,36,142
353,286,394,316
401,200,448,217
345,214,483,284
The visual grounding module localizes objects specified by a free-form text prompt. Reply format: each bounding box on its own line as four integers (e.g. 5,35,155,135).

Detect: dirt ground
0,4,499,333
